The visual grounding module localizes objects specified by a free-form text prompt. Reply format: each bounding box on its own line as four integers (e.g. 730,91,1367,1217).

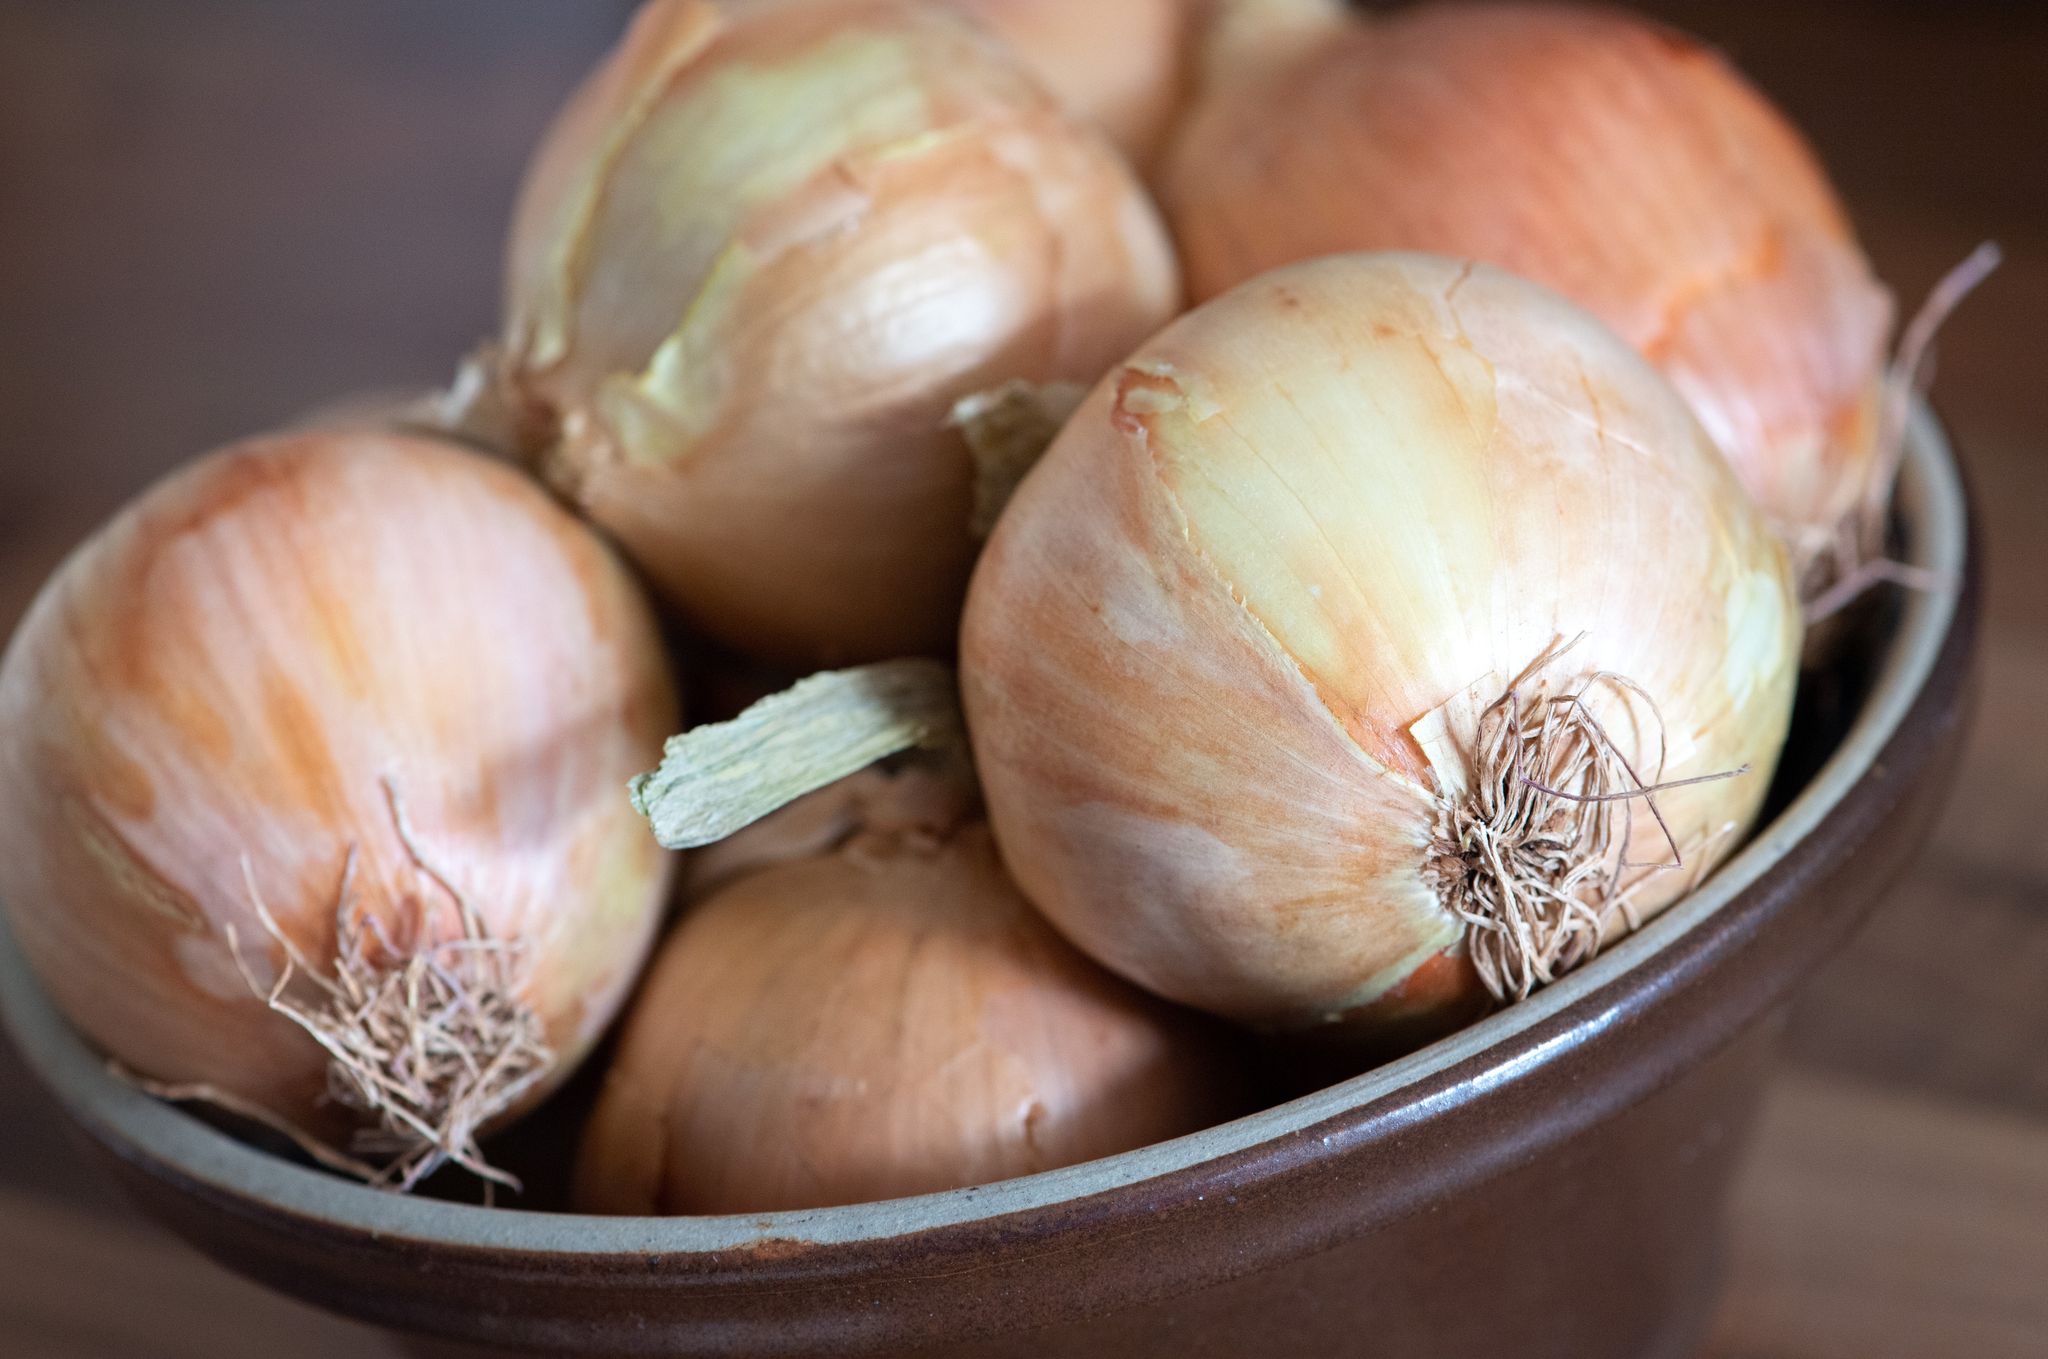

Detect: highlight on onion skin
1158,0,1894,588
949,0,1202,164
497,0,1183,667
574,771,1236,1214
960,252,1801,1032
0,430,679,1185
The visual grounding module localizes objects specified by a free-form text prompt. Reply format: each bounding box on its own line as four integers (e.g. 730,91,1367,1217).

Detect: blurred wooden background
1,1,2044,1355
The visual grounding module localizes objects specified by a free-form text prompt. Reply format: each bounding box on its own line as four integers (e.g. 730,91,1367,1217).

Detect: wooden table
2,3,2043,1355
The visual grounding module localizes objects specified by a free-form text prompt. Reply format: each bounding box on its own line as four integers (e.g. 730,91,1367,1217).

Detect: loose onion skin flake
1159,0,1893,589
961,253,1801,1033
576,769,1234,1214
0,431,679,1189
494,0,1182,667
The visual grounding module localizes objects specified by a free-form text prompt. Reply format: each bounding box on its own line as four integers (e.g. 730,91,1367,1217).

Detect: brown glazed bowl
0,410,1979,1359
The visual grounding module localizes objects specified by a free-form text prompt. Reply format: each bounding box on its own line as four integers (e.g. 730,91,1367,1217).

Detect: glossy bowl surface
0,411,1979,1359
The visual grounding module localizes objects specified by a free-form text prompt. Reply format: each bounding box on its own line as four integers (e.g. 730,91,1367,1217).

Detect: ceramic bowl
0,411,1979,1359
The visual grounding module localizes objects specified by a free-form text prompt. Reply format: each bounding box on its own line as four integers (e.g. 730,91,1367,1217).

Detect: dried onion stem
632,659,964,851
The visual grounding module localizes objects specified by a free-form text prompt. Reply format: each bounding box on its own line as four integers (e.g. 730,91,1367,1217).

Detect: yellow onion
961,253,1801,1032
575,767,1233,1213
0,430,679,1188
947,0,1202,163
495,0,1182,666
1157,0,1892,589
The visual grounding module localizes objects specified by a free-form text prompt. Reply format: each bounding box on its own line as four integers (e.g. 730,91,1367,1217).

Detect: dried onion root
0,431,678,1191
1425,647,1746,1002
1801,242,2001,626
960,253,1802,1032
211,783,553,1191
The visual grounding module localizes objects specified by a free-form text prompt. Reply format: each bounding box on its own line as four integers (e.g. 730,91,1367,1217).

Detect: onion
946,0,1201,163
0,430,679,1189
1157,0,1893,590
575,766,1234,1214
492,0,1182,666
960,253,1801,1031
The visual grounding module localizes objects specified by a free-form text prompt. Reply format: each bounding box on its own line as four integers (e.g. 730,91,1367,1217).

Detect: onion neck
838,758,984,863
427,344,564,473
679,759,981,902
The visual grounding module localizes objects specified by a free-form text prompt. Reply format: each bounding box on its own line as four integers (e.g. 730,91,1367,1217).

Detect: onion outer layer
575,795,1233,1214
0,430,679,1184
961,252,1801,1031
1159,0,1893,584
500,0,1182,665
949,0,1200,164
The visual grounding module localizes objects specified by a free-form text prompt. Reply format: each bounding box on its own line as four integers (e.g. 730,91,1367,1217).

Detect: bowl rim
0,406,1968,1257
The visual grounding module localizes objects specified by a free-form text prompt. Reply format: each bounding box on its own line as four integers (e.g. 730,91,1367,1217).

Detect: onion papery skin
960,253,1801,1031
949,0,1200,164
0,431,679,1137
503,0,1183,666
574,820,1231,1214
1159,0,1893,575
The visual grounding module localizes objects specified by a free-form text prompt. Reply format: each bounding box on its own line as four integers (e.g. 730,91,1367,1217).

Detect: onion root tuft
224,780,553,1194
1425,647,1748,1003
